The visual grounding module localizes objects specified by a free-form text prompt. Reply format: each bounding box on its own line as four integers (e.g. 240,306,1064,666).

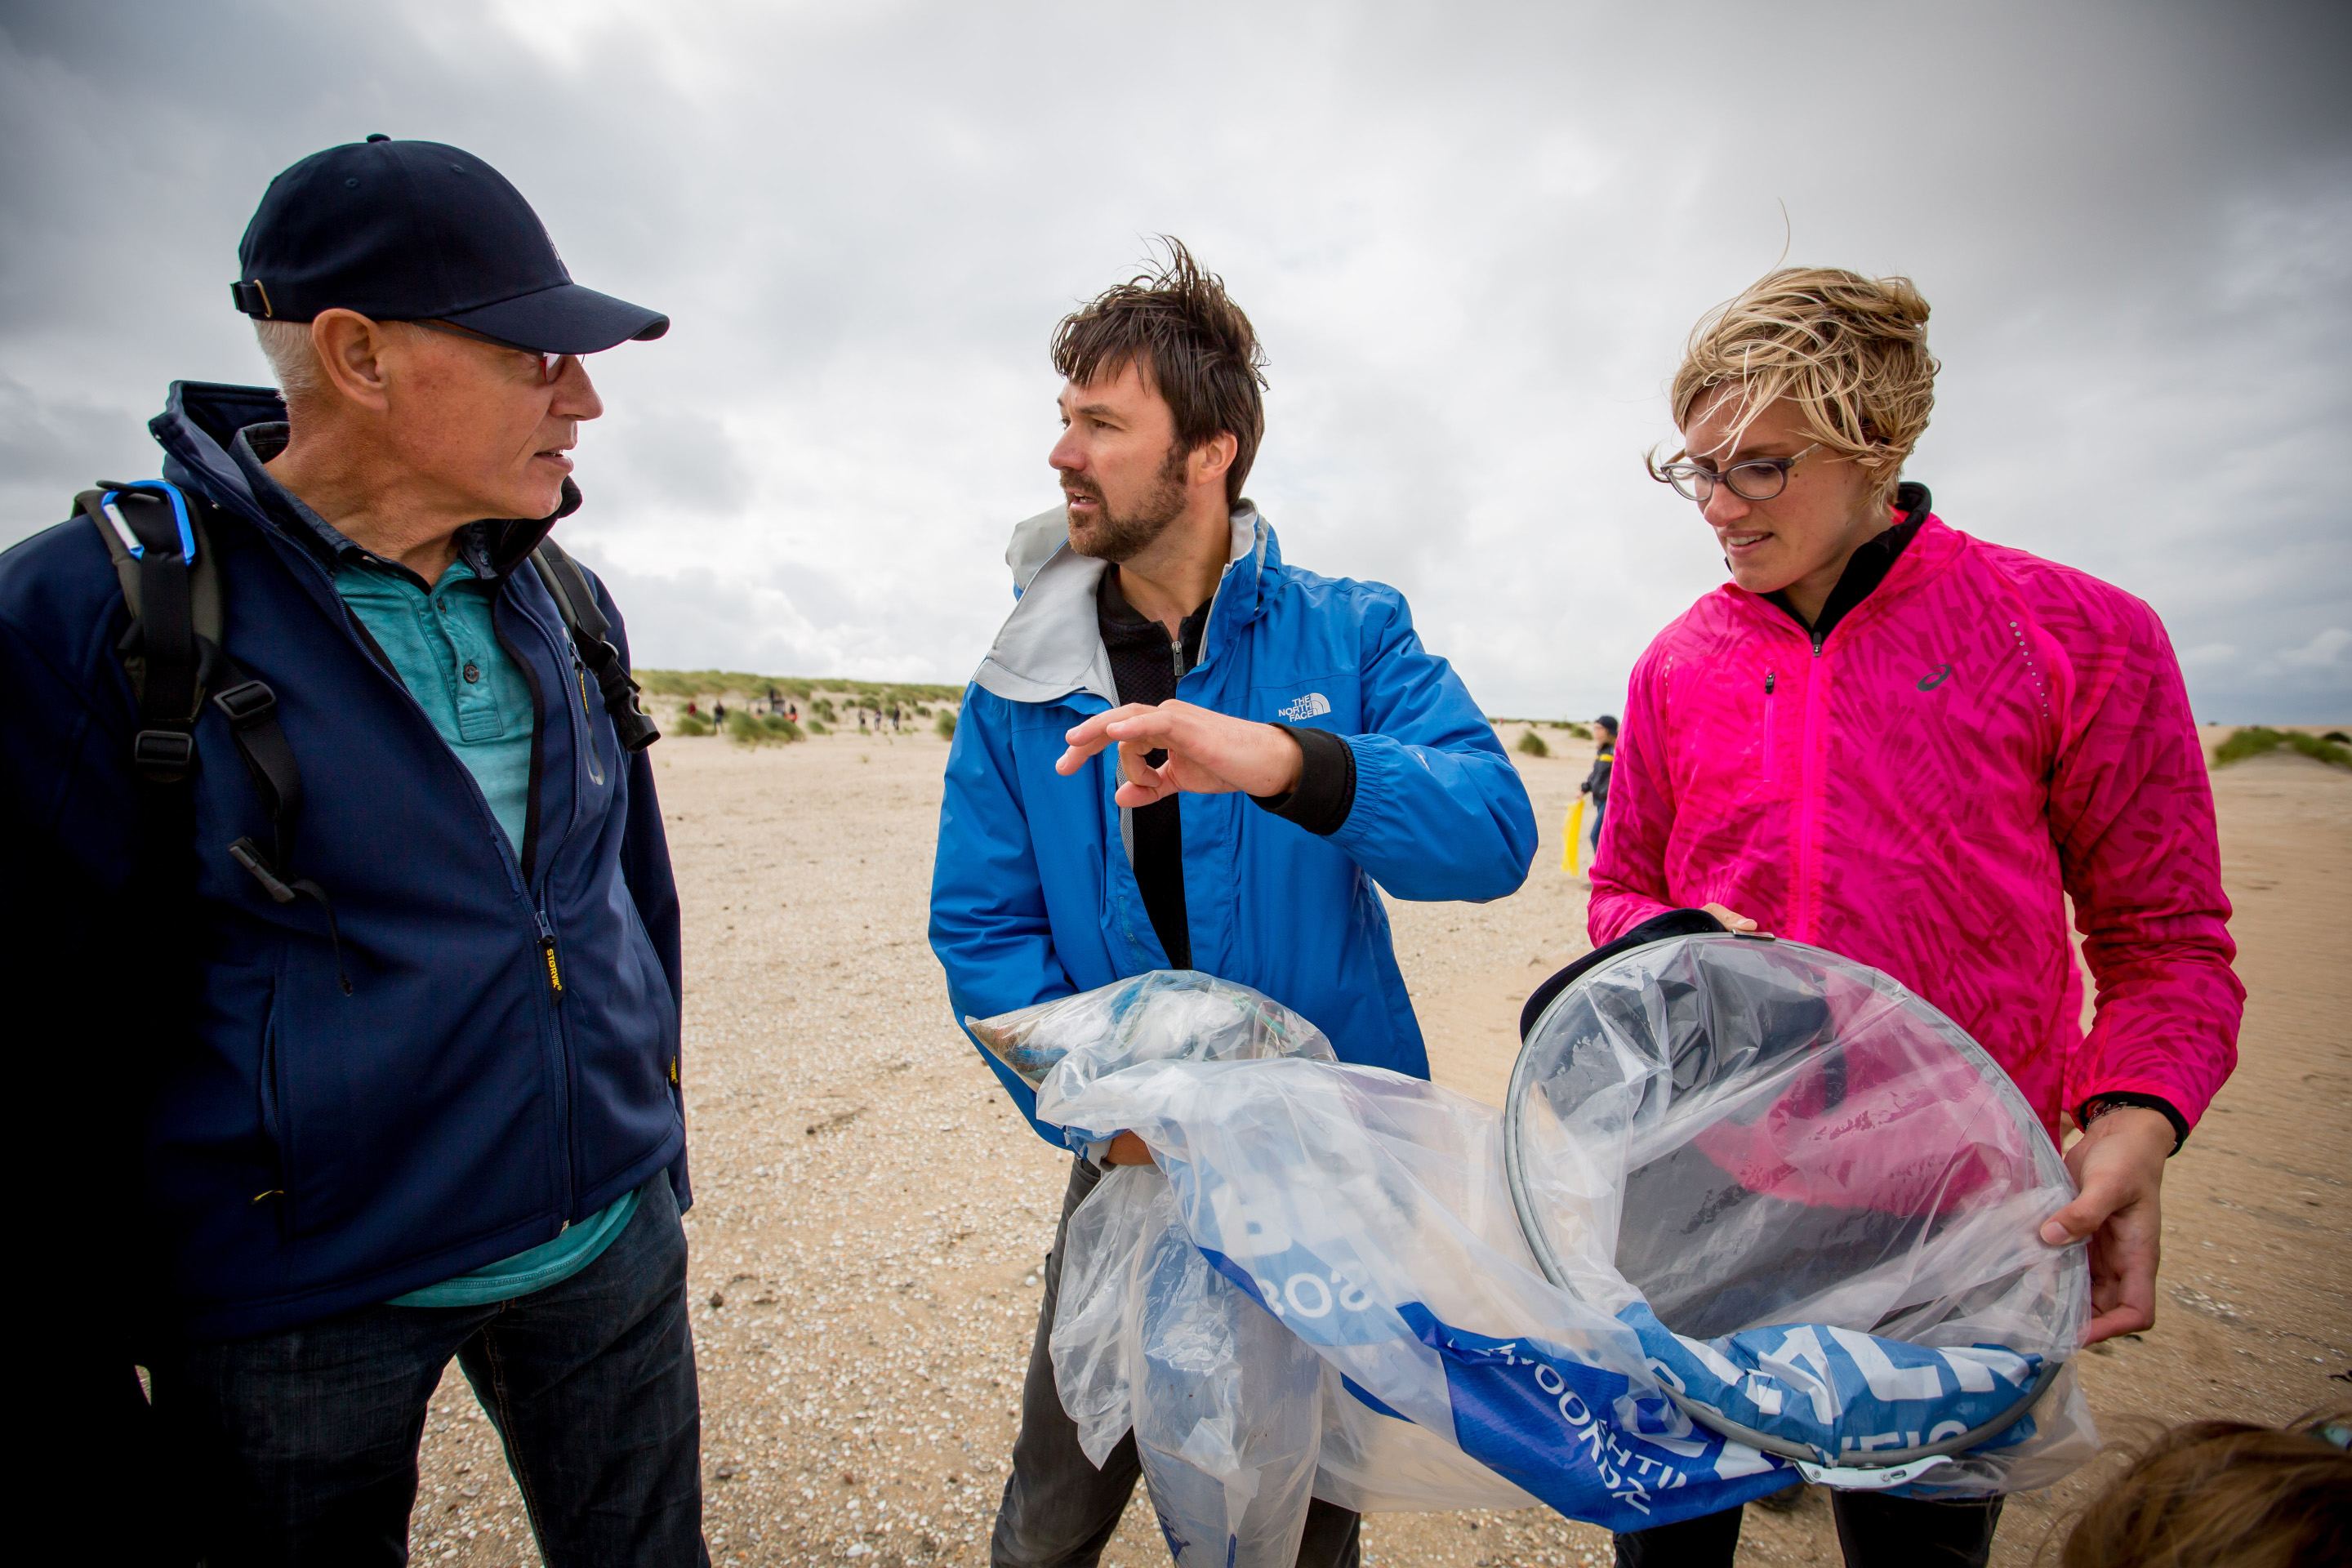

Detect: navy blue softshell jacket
930,507,1539,1143
0,382,687,1342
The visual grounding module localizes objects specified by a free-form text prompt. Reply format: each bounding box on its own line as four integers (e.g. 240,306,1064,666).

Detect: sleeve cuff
1249,725,1356,836
2075,1092,2189,1155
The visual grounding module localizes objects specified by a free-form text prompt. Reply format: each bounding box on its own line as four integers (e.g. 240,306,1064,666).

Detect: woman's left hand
2038,1106,2175,1345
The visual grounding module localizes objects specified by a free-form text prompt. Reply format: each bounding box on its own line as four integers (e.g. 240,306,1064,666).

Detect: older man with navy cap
0,138,704,1565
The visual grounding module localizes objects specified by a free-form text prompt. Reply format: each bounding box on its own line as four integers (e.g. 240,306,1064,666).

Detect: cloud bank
3,0,2345,719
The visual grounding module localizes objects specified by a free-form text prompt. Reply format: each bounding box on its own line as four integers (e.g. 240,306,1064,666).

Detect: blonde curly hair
1656,266,1939,503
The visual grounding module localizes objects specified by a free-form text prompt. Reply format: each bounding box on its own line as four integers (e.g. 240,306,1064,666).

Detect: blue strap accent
101,479,198,563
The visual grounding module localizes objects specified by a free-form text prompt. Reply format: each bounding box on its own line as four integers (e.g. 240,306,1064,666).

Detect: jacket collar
1724,485,1959,642
151,380,578,578
974,501,1276,706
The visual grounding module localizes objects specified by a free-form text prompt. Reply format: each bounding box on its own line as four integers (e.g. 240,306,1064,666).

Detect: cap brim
442,281,669,354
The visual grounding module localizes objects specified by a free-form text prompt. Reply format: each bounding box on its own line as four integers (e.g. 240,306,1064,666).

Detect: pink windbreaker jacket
1589,510,2242,1143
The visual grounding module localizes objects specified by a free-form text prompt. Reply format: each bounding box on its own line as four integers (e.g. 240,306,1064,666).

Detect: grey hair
252,318,323,404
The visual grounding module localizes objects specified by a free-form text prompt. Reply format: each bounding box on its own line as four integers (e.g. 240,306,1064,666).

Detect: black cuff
1250,725,1356,836
2074,1092,2189,1155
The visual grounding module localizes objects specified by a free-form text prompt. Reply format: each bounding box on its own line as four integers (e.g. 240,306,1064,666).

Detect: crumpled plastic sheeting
981,973,1383,1566
970,956,2095,1551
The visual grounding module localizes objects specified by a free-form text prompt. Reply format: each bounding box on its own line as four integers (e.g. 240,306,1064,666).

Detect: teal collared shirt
330,550,638,1307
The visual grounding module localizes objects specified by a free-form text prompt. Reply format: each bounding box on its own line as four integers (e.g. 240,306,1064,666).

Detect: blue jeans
150,1171,707,1567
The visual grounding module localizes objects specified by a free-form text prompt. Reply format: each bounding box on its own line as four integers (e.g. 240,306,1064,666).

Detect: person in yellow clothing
1565,714,1616,873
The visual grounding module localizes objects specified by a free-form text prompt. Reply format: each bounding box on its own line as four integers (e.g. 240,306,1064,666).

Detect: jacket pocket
256,961,292,1235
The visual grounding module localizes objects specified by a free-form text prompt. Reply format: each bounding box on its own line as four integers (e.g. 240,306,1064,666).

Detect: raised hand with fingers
1056,700,1304,807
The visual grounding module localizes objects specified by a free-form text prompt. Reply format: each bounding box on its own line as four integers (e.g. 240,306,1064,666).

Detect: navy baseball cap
232,135,668,354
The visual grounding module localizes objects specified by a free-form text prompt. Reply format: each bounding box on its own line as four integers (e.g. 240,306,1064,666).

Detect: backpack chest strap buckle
131,728,196,781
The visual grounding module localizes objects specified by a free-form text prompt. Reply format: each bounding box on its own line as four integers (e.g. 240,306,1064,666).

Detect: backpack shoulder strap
77,480,342,984
528,538,661,754
78,480,220,782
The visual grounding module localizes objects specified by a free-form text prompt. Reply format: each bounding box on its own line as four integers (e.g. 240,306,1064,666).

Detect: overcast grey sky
4,0,2346,719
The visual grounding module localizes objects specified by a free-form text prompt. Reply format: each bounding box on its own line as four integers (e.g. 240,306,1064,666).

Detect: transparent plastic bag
985,942,2096,1544
987,975,1337,1566
1507,933,2095,1490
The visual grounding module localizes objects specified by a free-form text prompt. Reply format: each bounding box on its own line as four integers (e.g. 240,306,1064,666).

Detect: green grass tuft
2212,726,2352,770
671,711,715,737
727,710,804,746
935,710,958,741
1516,729,1549,759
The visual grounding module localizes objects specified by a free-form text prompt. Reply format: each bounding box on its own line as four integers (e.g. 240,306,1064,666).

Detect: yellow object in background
1563,796,1586,874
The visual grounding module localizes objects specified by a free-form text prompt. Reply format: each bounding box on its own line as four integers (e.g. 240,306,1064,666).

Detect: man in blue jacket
929,242,1538,1568
0,138,702,1565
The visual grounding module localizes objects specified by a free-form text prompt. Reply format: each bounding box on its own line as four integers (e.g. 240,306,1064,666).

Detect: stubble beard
1065,443,1190,564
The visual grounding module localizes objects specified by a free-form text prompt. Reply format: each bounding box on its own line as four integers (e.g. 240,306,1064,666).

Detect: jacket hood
974,501,1275,706
149,380,578,572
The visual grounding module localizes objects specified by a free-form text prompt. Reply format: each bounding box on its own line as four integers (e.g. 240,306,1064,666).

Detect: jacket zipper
572,652,606,787
497,599,577,1227
1762,669,1778,784
537,909,565,1001
1793,640,1832,939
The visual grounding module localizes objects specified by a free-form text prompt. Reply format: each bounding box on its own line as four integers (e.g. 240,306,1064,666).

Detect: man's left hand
1056,702,1303,807
2039,1105,2174,1345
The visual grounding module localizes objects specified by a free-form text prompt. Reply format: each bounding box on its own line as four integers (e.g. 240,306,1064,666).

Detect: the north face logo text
1280,693,1333,721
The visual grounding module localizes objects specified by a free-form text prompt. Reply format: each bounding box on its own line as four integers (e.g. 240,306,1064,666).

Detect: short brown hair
1659,265,1938,504
2051,1412,2351,1568
1052,238,1268,509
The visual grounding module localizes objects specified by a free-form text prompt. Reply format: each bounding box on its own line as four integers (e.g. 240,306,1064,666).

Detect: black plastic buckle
132,728,196,779
212,679,278,727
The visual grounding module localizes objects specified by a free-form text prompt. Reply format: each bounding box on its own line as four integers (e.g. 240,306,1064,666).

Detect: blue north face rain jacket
930,506,1538,1143
0,382,686,1341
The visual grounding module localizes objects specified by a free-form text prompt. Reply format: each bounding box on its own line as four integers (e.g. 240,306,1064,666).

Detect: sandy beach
401,720,2351,1568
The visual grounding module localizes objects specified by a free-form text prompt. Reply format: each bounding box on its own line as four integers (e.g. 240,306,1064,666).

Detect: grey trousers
992,1157,1362,1568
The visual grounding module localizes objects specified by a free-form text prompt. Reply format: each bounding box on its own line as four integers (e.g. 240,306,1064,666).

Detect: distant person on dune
929,238,1537,1568
1579,713,1616,862
0,137,701,1563
1592,266,2243,1568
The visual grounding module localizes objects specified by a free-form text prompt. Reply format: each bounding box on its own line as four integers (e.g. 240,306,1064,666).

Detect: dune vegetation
2212,726,2352,770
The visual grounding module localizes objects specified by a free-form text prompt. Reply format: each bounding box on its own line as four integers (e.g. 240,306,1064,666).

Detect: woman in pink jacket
1593,268,2243,1568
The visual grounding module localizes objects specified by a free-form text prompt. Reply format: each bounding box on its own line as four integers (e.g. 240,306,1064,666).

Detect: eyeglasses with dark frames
1655,441,1822,504
405,318,576,386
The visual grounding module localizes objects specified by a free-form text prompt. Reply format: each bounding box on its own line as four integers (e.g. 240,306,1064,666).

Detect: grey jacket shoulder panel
1005,506,1070,593
972,505,1268,709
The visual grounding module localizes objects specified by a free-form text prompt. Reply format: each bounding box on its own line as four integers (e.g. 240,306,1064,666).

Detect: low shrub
1566,722,1593,740
2212,726,2352,770
935,710,958,741
728,710,804,746
672,711,715,737
806,719,829,736
1516,729,1549,759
